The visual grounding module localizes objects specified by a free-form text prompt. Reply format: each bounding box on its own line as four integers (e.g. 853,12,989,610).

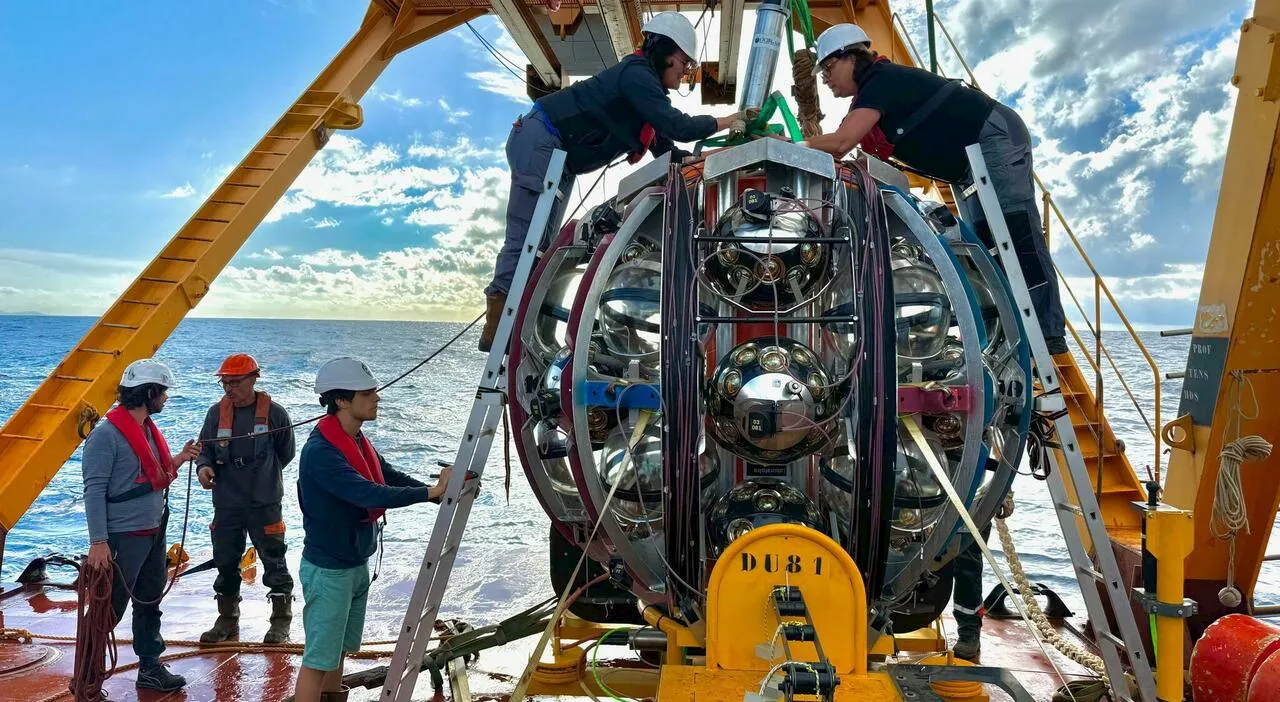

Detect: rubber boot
263,594,292,644
478,292,506,352
319,686,350,702
199,595,240,644
952,633,981,662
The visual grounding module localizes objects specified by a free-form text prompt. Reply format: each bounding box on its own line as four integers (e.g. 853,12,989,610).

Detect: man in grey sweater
82,359,201,693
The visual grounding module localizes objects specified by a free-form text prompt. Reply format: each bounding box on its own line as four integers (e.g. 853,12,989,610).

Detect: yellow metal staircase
0,2,482,537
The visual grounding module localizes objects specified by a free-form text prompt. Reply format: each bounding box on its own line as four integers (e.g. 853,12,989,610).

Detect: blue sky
0,0,1252,326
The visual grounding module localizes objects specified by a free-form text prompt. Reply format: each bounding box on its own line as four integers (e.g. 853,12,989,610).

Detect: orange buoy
1191,614,1280,702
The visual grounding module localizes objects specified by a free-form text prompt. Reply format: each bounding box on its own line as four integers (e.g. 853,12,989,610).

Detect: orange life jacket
217,391,272,441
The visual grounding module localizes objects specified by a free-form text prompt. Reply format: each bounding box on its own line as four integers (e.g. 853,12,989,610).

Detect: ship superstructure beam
490,0,563,88
597,0,643,60
718,0,746,89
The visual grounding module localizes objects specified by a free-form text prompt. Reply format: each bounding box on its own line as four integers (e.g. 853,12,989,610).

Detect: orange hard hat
216,353,261,377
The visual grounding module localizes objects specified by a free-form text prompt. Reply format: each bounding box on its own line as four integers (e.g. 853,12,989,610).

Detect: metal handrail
926,14,1164,482
891,13,926,67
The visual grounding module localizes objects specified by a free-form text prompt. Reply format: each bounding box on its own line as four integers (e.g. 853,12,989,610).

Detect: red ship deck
0,558,1100,702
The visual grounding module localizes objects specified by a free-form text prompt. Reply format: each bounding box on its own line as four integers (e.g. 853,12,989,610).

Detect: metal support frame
596,0,642,60
489,0,563,88
380,150,569,701
963,144,1157,702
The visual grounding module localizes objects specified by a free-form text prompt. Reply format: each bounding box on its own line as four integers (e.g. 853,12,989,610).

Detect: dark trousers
957,103,1067,343
485,113,576,297
949,528,990,639
107,522,168,665
212,503,292,599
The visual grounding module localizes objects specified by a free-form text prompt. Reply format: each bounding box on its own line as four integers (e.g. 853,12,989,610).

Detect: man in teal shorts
292,357,451,702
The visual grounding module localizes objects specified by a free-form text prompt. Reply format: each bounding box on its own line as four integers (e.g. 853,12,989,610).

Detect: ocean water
1,315,1277,627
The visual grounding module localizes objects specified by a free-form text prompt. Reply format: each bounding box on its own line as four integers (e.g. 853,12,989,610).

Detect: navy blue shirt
297,426,430,569
538,54,718,174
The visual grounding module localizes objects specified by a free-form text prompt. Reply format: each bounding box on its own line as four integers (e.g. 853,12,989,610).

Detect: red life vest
105,405,176,492
629,49,658,164
216,391,272,441
316,414,387,523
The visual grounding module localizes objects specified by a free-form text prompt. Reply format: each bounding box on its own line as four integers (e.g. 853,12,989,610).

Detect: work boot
136,663,187,692
199,595,240,644
320,687,351,701
263,594,293,644
1046,335,1069,355
478,292,507,352
952,634,981,662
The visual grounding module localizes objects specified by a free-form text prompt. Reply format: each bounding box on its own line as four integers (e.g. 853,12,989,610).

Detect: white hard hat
813,23,872,75
120,359,176,389
315,357,379,395
641,12,699,65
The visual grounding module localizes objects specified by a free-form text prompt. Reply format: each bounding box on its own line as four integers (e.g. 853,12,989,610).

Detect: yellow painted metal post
1145,505,1195,702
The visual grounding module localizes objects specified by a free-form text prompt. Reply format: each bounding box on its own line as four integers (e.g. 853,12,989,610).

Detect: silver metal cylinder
738,0,789,111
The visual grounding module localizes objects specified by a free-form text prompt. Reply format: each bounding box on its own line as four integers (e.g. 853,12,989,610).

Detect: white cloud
201,165,512,319
160,183,195,199
309,217,340,229
247,248,285,261
298,248,371,267
438,98,472,124
408,136,503,162
463,23,533,105
381,217,395,226
262,134,460,224
374,90,423,108
1129,232,1155,250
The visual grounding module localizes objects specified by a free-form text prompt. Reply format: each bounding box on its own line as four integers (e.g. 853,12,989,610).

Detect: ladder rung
225,181,262,188
28,403,71,411
178,234,216,242
1057,502,1083,516
193,217,230,224
103,323,139,330
0,433,43,442
77,348,118,355
240,166,273,172
209,199,247,206
159,256,197,263
1077,564,1106,582
1098,630,1129,651
140,277,180,284
53,374,94,382
121,299,159,306
252,150,289,156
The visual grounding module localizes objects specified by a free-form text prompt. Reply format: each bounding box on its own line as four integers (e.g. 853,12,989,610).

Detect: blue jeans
485,113,577,297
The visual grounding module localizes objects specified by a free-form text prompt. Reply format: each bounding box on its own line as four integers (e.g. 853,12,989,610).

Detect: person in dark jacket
292,357,451,702
806,23,1068,357
478,11,757,351
195,353,297,645
81,359,201,695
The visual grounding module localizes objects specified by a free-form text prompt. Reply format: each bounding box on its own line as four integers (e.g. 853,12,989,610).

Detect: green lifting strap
698,91,804,149
791,0,816,48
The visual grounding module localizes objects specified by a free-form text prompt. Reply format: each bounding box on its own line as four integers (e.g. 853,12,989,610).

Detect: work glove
743,107,762,123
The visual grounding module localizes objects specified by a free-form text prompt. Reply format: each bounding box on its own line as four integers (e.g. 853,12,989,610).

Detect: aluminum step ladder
380,150,570,701
962,144,1157,702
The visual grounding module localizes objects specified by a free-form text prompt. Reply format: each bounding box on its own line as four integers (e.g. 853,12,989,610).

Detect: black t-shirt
853,61,995,182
